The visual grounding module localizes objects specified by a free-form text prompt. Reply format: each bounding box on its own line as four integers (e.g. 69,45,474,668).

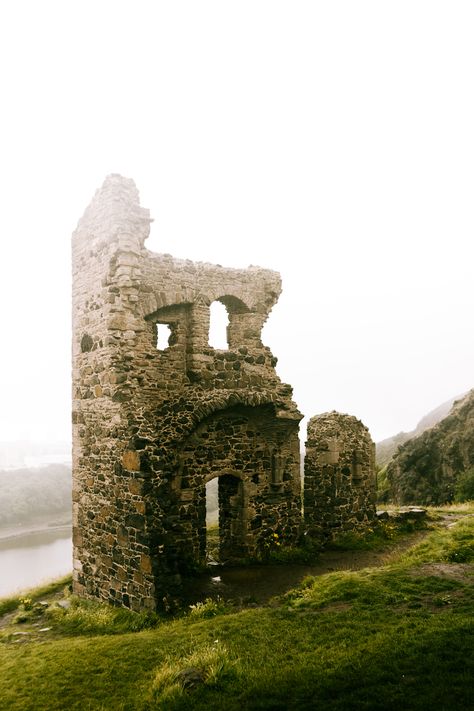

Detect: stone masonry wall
72,175,303,611
304,412,376,540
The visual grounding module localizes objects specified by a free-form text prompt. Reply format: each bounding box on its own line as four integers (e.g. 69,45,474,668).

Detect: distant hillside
0,440,71,470
376,393,466,468
0,464,71,528
385,389,474,505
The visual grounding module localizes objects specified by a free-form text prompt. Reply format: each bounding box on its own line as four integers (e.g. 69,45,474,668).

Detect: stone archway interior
175,404,301,567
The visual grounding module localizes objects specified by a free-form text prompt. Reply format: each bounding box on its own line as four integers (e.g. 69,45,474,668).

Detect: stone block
122,450,140,471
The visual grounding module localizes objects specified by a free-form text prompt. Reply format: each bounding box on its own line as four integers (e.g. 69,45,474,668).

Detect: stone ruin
72,175,376,611
304,412,377,541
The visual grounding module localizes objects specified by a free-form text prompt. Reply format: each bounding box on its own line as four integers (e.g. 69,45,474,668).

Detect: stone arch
204,468,245,484
163,399,302,568
141,303,193,381
142,289,267,354
216,294,250,314
139,289,198,318
153,388,286,454
210,294,255,349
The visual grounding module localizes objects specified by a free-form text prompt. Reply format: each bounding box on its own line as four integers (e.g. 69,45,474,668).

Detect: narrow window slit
208,301,229,350
156,323,172,350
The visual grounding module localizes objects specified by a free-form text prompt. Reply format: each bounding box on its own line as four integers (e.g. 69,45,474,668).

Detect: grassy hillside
0,464,71,528
375,393,466,469
1,506,473,710
386,390,474,505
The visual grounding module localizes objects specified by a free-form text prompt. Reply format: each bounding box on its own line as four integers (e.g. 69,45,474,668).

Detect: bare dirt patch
409,563,474,582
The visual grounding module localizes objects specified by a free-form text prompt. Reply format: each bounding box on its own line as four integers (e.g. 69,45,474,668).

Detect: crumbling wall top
306,411,372,446
73,174,152,251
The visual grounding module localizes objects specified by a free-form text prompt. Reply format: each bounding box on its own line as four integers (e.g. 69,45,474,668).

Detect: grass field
0,506,473,710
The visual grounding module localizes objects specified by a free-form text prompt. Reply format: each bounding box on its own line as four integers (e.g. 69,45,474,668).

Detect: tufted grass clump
398,514,474,568
187,596,231,619
0,576,72,617
45,596,162,635
12,598,47,625
149,639,238,706
441,517,474,563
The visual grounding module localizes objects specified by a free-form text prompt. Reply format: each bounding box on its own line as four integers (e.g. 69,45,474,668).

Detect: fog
0,1,473,447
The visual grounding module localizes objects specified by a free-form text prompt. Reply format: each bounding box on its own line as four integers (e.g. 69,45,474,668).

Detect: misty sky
0,1,473,445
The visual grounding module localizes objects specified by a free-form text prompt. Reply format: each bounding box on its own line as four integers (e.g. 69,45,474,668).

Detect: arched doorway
174,403,302,571
204,472,247,564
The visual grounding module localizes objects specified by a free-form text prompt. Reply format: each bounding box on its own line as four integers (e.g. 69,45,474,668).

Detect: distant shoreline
0,520,72,544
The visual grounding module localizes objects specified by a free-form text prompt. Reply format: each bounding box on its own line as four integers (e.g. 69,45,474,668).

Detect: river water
0,527,72,598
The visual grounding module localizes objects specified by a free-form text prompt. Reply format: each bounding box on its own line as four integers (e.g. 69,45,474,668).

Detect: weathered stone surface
304,411,376,539
72,175,303,611
122,450,140,471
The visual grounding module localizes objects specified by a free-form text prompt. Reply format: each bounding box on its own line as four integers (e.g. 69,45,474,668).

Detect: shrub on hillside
454,467,474,503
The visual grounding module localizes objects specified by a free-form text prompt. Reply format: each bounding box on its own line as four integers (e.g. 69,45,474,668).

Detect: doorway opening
205,474,244,564
205,478,219,564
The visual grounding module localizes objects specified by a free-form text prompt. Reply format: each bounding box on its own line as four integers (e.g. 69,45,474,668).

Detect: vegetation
454,466,474,503
375,393,462,469
385,390,474,506
0,464,71,528
327,517,425,551
376,464,390,503
1,508,473,710
0,576,71,617
376,431,413,470
206,523,219,563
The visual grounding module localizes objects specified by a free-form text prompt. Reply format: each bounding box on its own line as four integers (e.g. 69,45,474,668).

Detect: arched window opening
156,323,172,351
208,301,229,350
206,478,219,563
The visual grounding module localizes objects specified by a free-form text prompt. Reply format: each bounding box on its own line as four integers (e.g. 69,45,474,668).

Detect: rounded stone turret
304,411,376,539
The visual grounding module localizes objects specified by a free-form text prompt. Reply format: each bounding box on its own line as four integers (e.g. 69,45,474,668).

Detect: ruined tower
72,175,303,611
304,412,376,540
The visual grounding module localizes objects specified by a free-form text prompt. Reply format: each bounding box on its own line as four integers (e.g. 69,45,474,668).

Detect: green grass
1,515,473,710
206,523,219,563
327,519,417,551
427,501,474,516
0,575,72,616
43,596,163,636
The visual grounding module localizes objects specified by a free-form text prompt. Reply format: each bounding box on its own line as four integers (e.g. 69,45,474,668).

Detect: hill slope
376,393,466,468
386,390,474,504
0,464,71,528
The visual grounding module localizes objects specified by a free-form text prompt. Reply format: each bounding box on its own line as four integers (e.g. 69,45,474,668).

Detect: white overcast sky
0,1,473,445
